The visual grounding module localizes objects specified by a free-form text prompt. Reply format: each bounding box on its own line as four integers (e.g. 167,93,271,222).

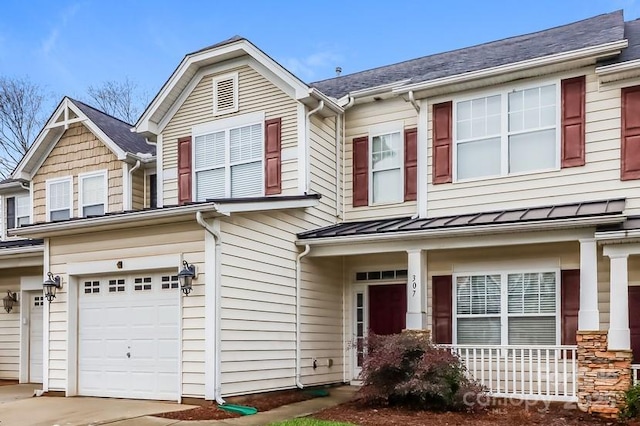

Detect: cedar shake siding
32,122,123,223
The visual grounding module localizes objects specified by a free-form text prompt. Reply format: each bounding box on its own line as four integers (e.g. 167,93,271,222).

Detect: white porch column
578,238,600,330
608,253,631,350
406,249,427,329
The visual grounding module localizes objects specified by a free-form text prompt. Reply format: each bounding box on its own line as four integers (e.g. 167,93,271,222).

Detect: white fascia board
349,79,412,99
393,40,628,96
596,59,640,76
213,196,319,215
66,101,127,160
298,215,624,250
0,245,44,258
9,203,221,238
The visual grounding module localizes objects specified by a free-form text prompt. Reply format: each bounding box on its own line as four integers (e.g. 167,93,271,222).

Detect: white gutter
393,40,628,95
195,211,225,405
305,101,325,193
308,88,343,114
297,215,626,246
596,58,640,76
295,244,311,389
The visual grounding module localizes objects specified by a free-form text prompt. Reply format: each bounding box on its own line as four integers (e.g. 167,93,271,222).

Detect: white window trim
452,78,562,183
212,72,239,116
451,267,561,346
46,176,73,222
192,111,265,200
78,170,108,217
368,122,405,206
15,193,30,227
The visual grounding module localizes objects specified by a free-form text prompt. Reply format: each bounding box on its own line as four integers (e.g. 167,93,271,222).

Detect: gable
31,122,123,223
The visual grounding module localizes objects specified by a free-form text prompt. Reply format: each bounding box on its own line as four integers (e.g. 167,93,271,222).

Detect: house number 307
411,275,417,297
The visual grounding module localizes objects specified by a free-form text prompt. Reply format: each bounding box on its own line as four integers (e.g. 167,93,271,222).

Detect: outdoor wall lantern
178,260,196,296
3,290,17,313
43,272,62,303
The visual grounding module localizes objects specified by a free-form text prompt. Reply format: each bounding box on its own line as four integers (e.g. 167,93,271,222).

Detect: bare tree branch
86,77,148,124
0,76,47,178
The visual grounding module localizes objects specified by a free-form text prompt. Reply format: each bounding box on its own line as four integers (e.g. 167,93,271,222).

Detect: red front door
629,287,640,363
369,284,407,335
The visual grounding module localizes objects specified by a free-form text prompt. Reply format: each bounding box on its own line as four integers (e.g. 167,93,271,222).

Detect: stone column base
576,330,632,419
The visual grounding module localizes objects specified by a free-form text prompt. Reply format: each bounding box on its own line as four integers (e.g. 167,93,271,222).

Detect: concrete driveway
0,386,194,426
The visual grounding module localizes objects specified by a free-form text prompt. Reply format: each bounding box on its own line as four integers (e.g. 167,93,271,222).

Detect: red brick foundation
576,331,632,419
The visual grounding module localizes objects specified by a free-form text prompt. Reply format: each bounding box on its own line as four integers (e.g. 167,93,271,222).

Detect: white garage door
78,273,180,400
29,294,43,384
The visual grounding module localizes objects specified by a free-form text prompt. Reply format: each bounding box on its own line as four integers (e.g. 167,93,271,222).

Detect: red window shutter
352,136,369,207
561,76,586,168
561,269,580,346
622,86,640,180
432,275,452,344
404,128,418,201
432,102,452,184
264,118,282,195
177,136,192,205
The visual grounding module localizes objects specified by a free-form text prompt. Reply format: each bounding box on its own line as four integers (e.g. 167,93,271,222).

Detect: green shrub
357,332,485,412
622,383,640,419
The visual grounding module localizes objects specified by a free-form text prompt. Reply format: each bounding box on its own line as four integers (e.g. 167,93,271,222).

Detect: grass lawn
269,419,355,426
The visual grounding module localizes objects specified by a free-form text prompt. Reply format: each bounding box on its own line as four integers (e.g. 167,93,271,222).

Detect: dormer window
213,72,239,116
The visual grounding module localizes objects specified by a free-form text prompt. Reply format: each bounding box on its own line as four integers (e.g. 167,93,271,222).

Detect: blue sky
0,0,638,112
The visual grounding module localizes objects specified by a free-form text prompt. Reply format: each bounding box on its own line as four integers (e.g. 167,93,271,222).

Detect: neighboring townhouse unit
4,8,640,418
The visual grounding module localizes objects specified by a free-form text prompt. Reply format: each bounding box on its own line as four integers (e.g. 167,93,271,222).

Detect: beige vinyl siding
299,256,344,385
309,115,338,224
219,211,344,396
343,97,418,221
131,168,145,210
47,222,205,395
426,68,640,217
162,64,299,205
32,123,123,223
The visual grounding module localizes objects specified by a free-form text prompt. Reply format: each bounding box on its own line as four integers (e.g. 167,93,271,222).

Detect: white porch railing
440,345,578,402
633,364,640,386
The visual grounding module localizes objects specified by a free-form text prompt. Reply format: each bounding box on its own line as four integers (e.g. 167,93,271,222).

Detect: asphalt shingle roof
311,11,625,99
71,98,155,156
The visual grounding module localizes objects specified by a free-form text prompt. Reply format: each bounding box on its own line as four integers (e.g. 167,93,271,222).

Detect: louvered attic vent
213,73,238,115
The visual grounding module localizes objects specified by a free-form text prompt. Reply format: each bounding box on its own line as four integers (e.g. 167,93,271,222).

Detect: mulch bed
155,388,317,421
313,400,622,426
0,380,18,386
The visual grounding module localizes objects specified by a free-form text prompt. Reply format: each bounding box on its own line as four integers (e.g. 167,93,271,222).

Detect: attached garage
77,272,180,400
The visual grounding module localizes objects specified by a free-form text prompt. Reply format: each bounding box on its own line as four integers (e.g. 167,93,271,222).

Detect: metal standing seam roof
297,199,626,240
310,11,625,99
70,98,156,156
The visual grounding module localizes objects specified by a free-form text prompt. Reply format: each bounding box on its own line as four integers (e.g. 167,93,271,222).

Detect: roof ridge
68,97,136,127
311,10,624,86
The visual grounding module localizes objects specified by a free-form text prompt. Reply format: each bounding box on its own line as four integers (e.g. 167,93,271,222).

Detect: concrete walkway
0,393,194,426
107,386,357,426
0,384,39,404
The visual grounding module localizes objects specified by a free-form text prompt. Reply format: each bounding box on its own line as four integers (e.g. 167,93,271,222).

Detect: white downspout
127,160,141,210
335,114,341,219
305,101,324,194
408,91,421,219
295,244,311,389
196,211,225,405
342,96,355,220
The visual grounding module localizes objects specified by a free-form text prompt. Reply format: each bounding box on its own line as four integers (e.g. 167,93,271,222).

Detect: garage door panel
78,273,179,400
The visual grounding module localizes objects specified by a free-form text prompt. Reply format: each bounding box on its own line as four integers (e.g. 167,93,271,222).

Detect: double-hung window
455,270,558,346
79,171,107,217
454,82,558,180
46,177,72,221
193,114,263,200
5,194,30,230
370,131,402,204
